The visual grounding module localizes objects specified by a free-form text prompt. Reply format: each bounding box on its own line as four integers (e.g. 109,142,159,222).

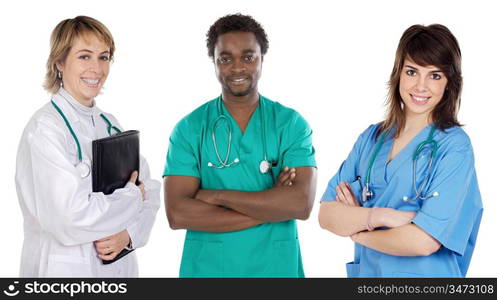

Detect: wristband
366,207,377,231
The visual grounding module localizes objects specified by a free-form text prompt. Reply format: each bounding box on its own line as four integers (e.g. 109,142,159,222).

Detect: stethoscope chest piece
76,161,91,178
362,185,373,202
259,160,271,174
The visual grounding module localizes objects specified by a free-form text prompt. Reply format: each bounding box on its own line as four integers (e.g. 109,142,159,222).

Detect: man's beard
224,79,254,97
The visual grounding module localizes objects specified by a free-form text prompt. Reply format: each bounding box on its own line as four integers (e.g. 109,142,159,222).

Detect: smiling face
57,34,111,106
399,58,448,120
214,31,262,99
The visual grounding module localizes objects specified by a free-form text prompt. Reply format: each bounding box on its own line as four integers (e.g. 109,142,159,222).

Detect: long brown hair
380,24,462,137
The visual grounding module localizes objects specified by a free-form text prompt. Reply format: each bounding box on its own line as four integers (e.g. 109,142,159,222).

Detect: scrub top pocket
180,240,224,277
346,261,360,278
348,178,363,203
267,239,299,277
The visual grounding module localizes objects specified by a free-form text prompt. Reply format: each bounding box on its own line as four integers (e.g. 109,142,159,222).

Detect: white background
1,0,495,277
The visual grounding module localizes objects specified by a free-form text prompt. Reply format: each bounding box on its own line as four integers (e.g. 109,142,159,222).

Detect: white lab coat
15,88,160,277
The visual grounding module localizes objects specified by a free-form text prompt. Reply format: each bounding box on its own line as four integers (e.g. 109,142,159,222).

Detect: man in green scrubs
163,14,317,277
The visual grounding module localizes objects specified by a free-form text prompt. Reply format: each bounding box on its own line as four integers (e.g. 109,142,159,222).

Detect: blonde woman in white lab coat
15,16,160,277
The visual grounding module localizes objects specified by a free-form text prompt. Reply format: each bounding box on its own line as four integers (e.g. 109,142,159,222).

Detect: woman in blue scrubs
318,24,483,277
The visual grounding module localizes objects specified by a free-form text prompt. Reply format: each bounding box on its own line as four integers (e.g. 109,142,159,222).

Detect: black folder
92,130,140,265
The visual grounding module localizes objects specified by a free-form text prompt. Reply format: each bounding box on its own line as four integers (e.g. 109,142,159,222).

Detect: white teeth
413,95,428,102
82,78,99,85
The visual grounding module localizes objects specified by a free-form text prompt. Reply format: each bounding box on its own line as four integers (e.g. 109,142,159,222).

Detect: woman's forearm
352,224,441,256
318,201,370,236
319,201,417,237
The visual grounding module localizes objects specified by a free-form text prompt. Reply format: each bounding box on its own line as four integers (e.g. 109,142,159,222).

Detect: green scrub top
163,95,316,277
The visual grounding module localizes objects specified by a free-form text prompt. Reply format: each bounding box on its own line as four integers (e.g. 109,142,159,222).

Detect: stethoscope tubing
211,114,237,168
51,100,83,161
51,100,120,177
209,96,270,173
363,125,438,203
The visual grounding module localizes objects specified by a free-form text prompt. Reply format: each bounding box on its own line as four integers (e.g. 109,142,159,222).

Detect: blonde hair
43,16,115,93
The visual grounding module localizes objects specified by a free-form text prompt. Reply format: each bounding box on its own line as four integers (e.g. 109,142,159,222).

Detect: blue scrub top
321,123,483,277
164,95,316,277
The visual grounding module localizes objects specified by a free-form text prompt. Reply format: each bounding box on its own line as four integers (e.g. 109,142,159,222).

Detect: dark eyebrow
405,64,443,73
219,49,256,56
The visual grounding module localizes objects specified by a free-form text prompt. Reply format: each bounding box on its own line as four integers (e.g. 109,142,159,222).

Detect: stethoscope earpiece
402,191,439,202
208,157,240,169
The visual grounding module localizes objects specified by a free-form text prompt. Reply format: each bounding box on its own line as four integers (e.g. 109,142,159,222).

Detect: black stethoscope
51,100,121,178
207,96,273,174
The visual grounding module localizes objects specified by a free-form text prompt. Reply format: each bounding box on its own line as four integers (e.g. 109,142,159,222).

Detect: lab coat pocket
46,254,91,277
269,239,299,277
180,240,224,277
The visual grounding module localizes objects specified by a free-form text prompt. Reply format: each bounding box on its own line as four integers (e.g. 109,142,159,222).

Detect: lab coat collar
52,88,102,124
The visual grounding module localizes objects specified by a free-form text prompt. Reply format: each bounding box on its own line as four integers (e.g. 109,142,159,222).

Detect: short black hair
206,13,269,58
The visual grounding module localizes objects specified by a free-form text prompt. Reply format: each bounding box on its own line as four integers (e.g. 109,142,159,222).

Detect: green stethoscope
361,125,440,203
51,100,121,178
207,96,273,174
